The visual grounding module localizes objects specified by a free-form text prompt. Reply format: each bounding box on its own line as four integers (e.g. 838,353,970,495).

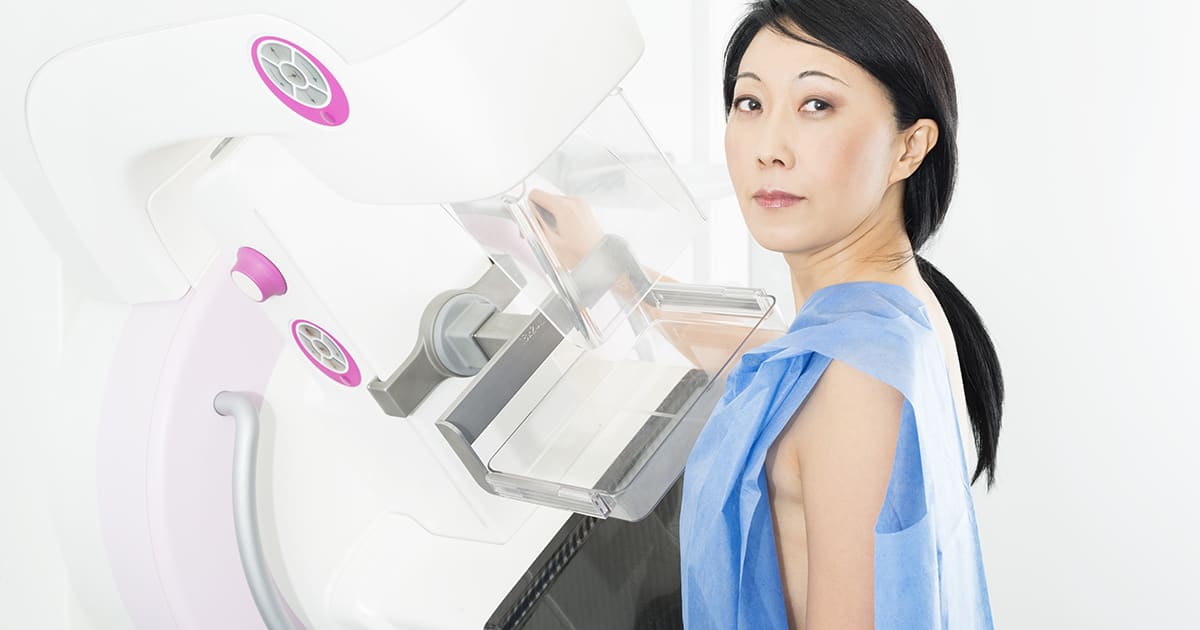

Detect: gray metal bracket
369,232,663,420
367,264,521,417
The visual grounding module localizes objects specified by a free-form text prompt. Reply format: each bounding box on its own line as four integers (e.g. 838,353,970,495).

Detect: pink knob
231,247,288,302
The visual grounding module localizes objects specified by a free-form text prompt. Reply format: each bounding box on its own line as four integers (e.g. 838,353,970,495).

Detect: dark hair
723,0,1003,487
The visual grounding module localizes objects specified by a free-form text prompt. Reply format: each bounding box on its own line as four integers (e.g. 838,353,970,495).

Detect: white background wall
3,1,1197,628
0,169,73,624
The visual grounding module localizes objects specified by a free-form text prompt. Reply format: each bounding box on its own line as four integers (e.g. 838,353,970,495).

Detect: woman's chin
748,232,812,255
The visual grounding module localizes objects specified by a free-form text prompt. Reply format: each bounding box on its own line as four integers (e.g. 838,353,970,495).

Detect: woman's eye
732,97,760,113
800,98,832,113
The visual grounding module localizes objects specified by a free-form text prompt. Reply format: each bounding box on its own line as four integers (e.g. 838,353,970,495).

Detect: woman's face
725,26,911,255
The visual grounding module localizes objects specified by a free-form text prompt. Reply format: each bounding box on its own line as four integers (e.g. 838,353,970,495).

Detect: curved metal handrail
213,391,297,630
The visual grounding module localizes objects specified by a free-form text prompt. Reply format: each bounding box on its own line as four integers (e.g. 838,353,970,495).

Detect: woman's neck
784,196,920,312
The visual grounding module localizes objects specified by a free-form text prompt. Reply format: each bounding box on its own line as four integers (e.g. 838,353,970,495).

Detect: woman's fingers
525,188,605,269
530,189,582,236
527,188,555,231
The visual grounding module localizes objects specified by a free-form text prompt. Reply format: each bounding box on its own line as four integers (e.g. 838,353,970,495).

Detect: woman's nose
754,120,795,169
757,150,793,168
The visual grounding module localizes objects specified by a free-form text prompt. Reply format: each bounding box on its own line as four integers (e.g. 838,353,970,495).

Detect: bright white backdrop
3,1,1198,628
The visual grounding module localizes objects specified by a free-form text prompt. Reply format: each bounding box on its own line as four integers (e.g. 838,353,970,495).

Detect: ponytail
916,255,1003,487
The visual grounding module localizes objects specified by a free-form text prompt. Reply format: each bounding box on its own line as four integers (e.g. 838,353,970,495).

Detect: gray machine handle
213,391,298,630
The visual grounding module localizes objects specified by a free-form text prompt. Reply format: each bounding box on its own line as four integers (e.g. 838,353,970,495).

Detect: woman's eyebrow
797,69,849,86
735,70,849,86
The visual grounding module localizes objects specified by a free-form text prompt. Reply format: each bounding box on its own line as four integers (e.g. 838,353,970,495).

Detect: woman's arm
528,188,781,372
768,358,904,629
588,260,785,374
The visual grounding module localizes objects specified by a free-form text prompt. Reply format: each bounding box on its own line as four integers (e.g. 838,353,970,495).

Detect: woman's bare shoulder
775,357,904,459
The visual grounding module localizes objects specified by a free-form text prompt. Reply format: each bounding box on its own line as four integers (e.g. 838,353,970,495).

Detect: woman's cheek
825,133,884,218
725,132,753,190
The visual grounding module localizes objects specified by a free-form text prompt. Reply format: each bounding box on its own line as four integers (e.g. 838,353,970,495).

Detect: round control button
279,62,307,87
230,247,287,302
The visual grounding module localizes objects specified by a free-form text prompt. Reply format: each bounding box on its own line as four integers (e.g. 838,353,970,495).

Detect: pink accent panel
97,299,191,629
251,36,350,126
143,262,290,628
232,246,288,302
290,319,362,387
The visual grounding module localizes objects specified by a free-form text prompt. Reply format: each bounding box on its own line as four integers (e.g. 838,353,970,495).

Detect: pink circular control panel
291,320,362,387
252,36,349,126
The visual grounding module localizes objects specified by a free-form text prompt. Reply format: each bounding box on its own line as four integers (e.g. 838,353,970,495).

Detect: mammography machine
1,1,783,627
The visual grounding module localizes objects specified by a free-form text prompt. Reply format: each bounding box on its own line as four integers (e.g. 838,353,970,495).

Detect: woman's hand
527,188,605,270
527,189,781,374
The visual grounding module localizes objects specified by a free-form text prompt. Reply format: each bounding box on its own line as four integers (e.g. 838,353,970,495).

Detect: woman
681,0,1002,627
532,0,1002,627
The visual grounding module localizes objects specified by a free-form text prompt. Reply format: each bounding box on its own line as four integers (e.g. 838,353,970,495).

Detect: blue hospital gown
679,281,993,629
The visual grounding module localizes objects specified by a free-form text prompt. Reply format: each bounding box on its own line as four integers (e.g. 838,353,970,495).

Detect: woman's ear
888,119,939,184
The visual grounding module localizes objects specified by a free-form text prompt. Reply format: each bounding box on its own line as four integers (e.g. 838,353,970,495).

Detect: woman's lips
753,190,805,208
